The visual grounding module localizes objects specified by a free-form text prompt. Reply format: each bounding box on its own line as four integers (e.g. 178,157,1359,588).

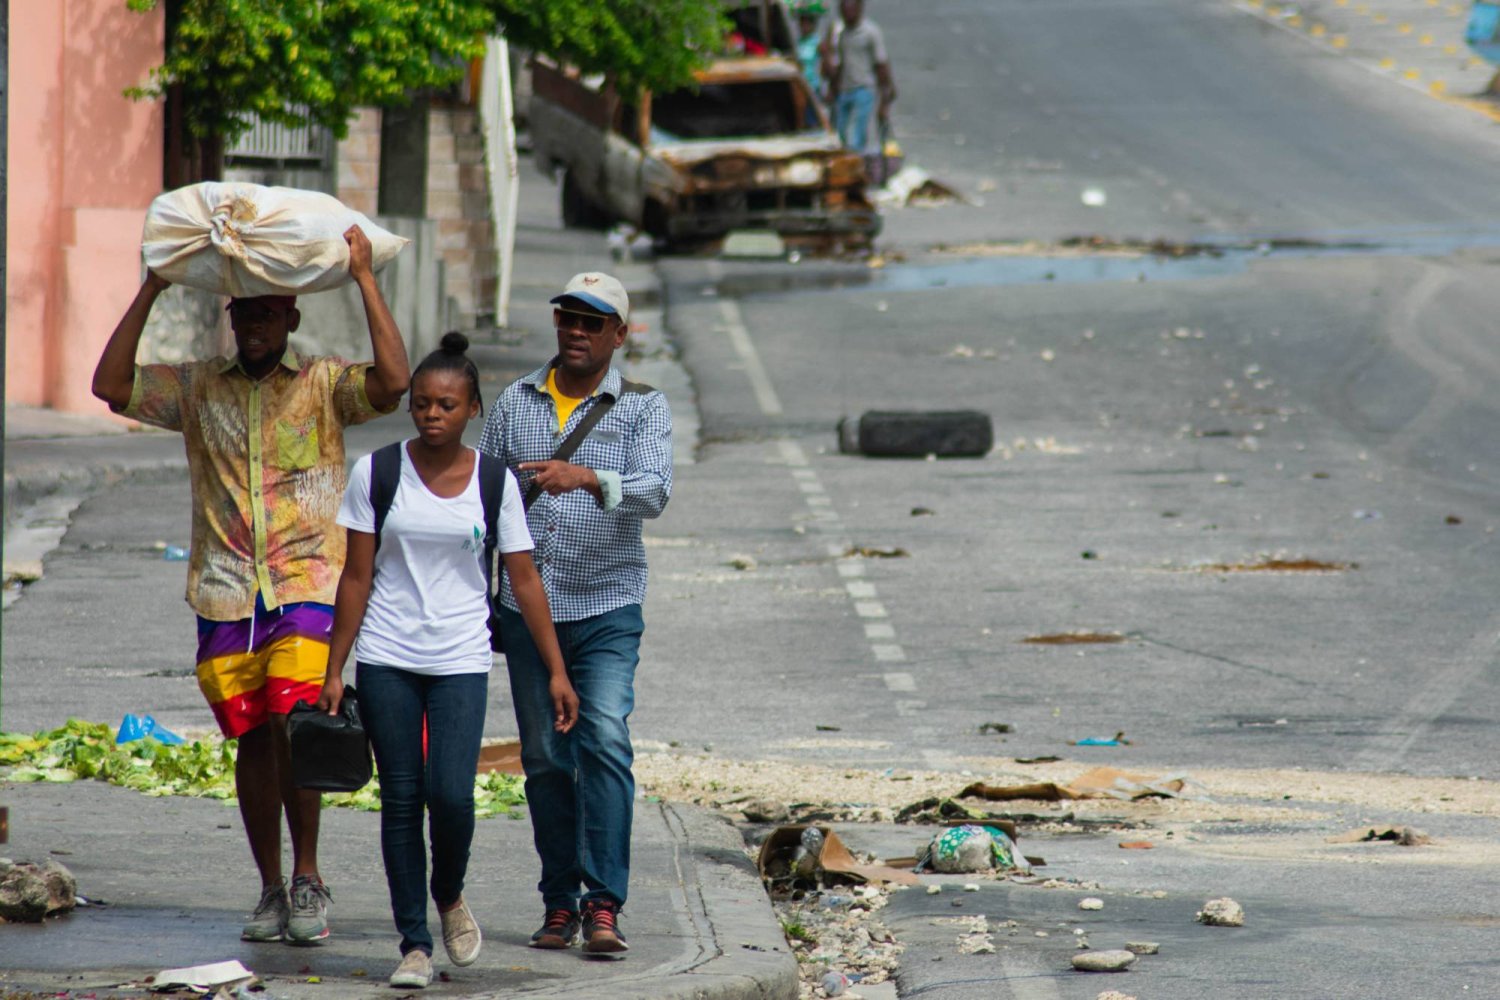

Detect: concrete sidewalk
1,161,786,998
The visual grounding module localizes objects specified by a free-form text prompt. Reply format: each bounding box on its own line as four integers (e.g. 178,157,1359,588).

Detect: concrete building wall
5,0,164,414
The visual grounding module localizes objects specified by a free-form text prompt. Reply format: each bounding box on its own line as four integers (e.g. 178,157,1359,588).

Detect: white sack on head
142,182,408,297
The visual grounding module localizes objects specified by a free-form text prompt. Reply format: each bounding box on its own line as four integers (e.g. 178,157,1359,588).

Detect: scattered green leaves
0,720,526,817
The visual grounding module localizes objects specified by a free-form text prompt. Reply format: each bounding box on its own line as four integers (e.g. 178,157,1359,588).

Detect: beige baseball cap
551,272,630,323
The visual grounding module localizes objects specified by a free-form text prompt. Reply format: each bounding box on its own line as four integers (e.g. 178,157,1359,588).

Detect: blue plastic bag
116,713,186,745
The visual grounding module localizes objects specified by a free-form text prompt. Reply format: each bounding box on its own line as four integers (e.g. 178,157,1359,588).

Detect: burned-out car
529,55,881,250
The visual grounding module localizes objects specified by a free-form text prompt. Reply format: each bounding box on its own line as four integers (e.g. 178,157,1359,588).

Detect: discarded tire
838,410,993,458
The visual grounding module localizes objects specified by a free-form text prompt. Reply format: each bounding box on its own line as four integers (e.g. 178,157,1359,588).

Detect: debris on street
1326,825,1432,846
918,823,1027,875
1079,897,1104,911
0,858,78,922
1096,991,1139,1000
1072,949,1136,972
1073,733,1132,748
151,959,254,991
1196,897,1245,927
872,166,967,208
1124,941,1160,955
957,767,1189,804
758,825,919,888
1022,632,1125,646
771,884,902,999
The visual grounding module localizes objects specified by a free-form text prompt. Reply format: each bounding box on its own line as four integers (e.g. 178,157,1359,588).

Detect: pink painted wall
6,0,163,413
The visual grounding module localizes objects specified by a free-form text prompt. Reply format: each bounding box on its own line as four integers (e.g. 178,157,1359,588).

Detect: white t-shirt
337,443,533,675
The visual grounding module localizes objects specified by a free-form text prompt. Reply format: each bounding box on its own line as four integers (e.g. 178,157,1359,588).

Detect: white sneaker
389,949,432,989
440,896,483,966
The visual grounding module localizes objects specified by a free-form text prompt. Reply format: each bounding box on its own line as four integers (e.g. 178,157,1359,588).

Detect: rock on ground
1079,896,1104,910
1072,950,1137,972
1196,896,1245,927
1124,941,1160,954
0,859,77,922
1096,991,1139,1000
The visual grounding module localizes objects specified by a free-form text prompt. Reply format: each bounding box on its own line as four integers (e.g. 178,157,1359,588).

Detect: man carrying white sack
91,226,411,946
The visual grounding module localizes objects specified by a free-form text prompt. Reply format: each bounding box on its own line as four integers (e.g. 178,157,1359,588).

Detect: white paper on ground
153,959,254,989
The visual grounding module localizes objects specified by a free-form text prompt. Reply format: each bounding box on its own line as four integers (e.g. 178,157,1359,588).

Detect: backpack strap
523,378,655,509
477,451,506,597
369,442,404,555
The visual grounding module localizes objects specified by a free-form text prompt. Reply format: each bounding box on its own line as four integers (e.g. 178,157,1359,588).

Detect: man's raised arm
345,225,410,410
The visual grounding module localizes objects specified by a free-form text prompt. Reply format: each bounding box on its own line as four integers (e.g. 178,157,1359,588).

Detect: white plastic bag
141,182,407,297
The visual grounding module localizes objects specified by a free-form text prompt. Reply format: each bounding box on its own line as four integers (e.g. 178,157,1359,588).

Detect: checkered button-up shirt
478,361,673,622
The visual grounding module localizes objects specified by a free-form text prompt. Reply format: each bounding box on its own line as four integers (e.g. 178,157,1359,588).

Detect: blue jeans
499,603,642,911
356,663,488,956
835,86,876,153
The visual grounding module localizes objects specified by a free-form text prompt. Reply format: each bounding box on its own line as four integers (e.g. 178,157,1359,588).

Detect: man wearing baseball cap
91,225,410,946
478,272,673,955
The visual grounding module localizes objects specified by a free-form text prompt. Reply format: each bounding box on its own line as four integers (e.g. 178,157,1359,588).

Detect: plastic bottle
820,970,849,997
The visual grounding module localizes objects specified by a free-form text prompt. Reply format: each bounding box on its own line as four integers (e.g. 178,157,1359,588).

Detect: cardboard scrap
958,767,1187,803
153,960,253,991
476,740,523,775
757,825,919,887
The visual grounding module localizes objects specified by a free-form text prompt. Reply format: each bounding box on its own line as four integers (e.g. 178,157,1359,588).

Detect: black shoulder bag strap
368,442,404,554
523,379,654,509
477,452,508,652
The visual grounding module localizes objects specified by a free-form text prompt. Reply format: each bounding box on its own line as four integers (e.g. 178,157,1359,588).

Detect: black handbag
286,690,373,792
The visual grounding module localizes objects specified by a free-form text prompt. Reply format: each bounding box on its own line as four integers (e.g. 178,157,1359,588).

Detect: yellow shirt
122,348,394,620
545,366,593,432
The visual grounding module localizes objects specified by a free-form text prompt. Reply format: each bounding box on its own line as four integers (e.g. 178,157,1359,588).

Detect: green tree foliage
485,0,729,95
125,0,492,142
127,0,728,144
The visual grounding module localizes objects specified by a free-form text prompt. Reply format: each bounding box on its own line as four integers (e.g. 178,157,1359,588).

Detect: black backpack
368,442,508,651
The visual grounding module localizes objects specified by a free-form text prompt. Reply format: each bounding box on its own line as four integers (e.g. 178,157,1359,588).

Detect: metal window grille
225,111,330,164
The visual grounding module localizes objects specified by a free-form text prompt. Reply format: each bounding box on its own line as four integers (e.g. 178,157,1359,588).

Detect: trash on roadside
838,410,993,458
476,739,524,775
873,166,967,208
1080,187,1108,207
151,960,254,992
727,554,758,571
1072,949,1135,972
0,859,78,922
910,506,936,517
844,546,910,559
820,969,851,996
1196,897,1245,927
162,545,189,561
1124,941,1159,955
758,825,920,888
1015,755,1063,764
1326,825,1432,846
1073,731,1131,747
1096,991,1139,1000
955,767,1189,803
917,824,1029,875
977,722,1013,735
116,714,186,746
742,800,792,824
1079,897,1104,911
1119,841,1155,850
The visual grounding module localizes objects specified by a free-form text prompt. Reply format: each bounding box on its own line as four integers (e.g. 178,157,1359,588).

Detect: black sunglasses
554,308,613,335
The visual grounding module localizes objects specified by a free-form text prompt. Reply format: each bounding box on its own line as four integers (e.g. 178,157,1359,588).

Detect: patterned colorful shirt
121,347,393,621
478,361,673,622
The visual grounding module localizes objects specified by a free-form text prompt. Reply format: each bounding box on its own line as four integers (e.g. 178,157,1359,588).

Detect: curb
489,804,798,1000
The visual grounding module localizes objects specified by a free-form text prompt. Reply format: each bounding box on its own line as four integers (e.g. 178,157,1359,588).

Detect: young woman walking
317,333,578,988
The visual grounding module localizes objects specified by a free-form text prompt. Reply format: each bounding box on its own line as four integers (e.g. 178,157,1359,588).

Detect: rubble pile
770,884,903,999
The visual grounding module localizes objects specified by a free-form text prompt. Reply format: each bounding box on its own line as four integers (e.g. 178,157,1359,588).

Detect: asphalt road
7,2,1500,998
635,2,1500,995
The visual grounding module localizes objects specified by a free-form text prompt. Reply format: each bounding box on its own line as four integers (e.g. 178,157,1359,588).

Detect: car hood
653,133,844,166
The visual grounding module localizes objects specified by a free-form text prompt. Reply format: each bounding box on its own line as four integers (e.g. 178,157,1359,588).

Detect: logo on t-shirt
462,524,484,553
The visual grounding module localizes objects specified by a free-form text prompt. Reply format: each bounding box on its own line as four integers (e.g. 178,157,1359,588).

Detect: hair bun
440,331,469,354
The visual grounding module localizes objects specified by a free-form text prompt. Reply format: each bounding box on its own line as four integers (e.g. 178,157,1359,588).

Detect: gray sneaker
389,949,433,988
285,874,332,944
440,896,482,966
241,878,289,942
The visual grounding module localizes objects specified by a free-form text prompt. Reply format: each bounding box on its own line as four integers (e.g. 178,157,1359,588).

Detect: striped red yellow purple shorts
195,599,333,738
